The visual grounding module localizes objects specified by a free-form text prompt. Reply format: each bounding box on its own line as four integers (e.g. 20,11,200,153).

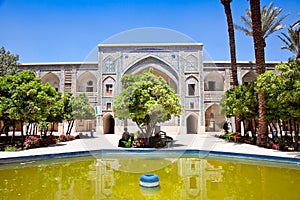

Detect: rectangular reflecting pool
0,156,299,200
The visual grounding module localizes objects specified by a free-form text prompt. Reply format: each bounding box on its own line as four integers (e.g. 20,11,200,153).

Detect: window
190,102,194,109
208,81,216,91
86,80,94,92
188,84,195,96
106,84,113,93
189,177,197,189
191,162,196,170
106,102,112,110
86,87,93,92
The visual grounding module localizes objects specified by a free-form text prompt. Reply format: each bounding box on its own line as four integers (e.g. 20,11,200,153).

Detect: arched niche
41,72,60,91
124,55,179,93
77,72,97,92
103,113,115,134
186,76,199,96
205,104,225,132
204,71,224,91
103,76,115,96
242,71,257,84
186,114,198,134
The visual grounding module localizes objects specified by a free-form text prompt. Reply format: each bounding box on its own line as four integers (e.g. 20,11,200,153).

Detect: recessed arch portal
186,114,198,134
124,55,179,92
41,72,60,91
205,104,225,132
103,113,115,134
242,71,257,84
77,72,97,92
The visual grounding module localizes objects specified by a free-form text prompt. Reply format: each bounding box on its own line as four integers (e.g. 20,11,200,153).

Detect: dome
102,27,196,44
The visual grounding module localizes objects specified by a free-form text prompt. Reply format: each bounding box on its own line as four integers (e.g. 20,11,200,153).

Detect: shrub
23,136,40,149
4,145,17,152
59,134,75,142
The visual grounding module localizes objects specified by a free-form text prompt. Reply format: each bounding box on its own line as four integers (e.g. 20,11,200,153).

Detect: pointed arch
103,113,115,134
242,70,257,84
77,71,97,92
204,71,224,91
124,55,179,92
41,72,60,91
186,76,199,96
205,104,225,132
103,76,115,96
186,113,198,134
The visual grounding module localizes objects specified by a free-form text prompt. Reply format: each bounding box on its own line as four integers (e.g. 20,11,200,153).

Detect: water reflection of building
92,158,224,199
94,159,119,199
178,158,224,199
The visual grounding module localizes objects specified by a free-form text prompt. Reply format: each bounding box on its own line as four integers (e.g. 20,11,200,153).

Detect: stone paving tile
0,134,299,163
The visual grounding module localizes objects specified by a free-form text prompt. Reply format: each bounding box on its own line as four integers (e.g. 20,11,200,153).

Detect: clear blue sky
0,0,299,63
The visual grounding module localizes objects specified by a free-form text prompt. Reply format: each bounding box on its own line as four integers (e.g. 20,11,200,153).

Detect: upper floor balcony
204,91,225,102
76,92,98,103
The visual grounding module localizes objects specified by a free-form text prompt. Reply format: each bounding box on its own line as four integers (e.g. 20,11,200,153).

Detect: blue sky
0,0,299,63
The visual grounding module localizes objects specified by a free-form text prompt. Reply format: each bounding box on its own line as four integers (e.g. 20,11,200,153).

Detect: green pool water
0,156,299,200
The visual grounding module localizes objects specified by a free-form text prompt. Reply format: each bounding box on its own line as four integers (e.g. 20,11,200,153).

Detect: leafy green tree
221,83,258,132
276,59,300,150
113,70,182,143
0,70,63,142
63,93,96,135
0,46,19,76
235,2,289,46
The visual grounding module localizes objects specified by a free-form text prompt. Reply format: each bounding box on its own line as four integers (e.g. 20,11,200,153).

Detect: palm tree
221,0,238,87
221,0,240,132
249,0,268,146
277,17,300,59
235,2,289,46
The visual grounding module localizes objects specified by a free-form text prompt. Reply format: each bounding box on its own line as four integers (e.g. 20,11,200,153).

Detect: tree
221,0,238,87
249,0,268,146
276,59,300,150
63,93,96,135
277,21,300,59
0,70,63,144
113,70,182,144
221,0,240,132
235,2,288,46
220,83,258,132
0,46,19,76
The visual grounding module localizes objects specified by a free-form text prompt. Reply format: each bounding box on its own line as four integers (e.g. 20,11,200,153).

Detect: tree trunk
278,120,283,138
221,0,238,87
222,0,240,133
50,122,55,135
249,0,268,146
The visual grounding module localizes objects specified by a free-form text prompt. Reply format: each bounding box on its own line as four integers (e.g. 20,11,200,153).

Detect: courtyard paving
0,133,300,164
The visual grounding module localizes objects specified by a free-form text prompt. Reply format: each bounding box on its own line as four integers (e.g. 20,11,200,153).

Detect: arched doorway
103,114,115,134
186,114,198,134
205,104,225,132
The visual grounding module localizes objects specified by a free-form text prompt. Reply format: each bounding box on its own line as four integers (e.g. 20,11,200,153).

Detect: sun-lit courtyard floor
0,133,300,164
